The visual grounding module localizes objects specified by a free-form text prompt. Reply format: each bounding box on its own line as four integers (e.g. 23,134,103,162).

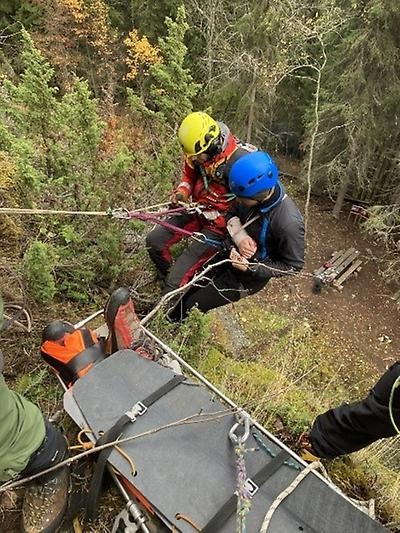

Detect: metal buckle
125,401,148,422
135,401,147,416
245,477,259,497
111,208,130,219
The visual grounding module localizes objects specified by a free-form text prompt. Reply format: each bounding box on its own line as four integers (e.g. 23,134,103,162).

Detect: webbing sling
201,449,291,533
86,374,185,520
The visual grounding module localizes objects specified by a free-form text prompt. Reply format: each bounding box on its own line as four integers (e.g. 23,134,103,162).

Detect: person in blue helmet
169,151,305,320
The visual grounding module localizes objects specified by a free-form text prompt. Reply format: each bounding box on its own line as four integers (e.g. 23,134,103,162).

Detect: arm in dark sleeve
248,220,305,280
225,200,241,222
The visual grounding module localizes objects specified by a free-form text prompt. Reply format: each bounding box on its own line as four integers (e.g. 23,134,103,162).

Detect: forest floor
271,157,400,374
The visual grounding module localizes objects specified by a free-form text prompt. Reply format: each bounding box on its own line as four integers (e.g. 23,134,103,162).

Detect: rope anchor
229,411,252,533
229,411,251,445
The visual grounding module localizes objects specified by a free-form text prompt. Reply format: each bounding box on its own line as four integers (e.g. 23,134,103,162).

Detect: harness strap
259,182,286,261
85,373,185,520
64,343,105,379
201,449,291,533
41,329,106,386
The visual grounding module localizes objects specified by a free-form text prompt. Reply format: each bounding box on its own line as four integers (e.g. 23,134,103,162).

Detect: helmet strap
254,186,276,204
205,135,223,158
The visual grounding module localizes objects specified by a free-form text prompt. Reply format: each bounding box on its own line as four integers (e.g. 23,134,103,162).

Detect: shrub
23,241,58,303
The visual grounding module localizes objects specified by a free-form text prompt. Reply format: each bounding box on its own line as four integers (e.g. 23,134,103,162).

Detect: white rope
259,462,323,533
0,207,109,216
0,202,172,218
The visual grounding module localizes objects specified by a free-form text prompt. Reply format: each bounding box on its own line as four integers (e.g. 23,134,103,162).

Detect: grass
149,299,400,531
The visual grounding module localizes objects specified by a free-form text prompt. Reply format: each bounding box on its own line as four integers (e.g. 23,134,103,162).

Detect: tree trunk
246,67,257,142
333,173,351,219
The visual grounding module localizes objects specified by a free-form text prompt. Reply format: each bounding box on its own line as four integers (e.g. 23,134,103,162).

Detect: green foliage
149,5,199,125
123,6,200,205
0,1,43,35
363,205,400,284
0,31,140,302
308,0,400,202
110,0,181,41
15,369,62,413
176,307,212,363
2,29,59,160
23,241,58,303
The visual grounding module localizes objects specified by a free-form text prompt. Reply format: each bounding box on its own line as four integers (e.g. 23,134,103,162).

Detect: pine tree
149,5,199,126
309,0,400,215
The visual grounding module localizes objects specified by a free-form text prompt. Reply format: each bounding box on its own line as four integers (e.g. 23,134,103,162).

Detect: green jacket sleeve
0,374,46,482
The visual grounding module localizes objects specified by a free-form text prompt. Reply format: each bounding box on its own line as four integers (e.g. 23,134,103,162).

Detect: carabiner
229,412,251,445
111,208,131,219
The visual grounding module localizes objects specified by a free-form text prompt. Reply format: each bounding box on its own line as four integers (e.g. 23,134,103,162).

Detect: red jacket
175,132,239,218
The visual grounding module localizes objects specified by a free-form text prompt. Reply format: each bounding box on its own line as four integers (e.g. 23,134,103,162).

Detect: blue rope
252,432,302,471
259,181,285,260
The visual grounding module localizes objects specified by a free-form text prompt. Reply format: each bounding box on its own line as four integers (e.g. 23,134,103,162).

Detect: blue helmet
229,151,279,198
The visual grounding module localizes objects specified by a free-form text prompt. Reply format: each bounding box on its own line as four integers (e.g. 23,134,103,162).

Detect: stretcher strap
85,374,185,520
201,449,291,533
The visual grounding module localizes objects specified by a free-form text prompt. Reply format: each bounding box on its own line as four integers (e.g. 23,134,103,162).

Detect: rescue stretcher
58,319,388,533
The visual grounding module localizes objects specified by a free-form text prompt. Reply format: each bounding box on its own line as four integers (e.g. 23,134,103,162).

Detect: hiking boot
21,466,69,533
298,432,320,463
104,287,144,354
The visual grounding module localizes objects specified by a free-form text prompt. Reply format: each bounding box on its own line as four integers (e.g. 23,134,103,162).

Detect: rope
175,513,201,531
0,410,233,493
234,442,252,533
68,429,137,475
0,201,171,217
0,203,226,248
0,207,109,216
389,375,400,434
259,462,322,533
252,432,302,472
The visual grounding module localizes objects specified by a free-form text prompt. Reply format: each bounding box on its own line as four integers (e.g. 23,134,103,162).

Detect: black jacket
229,185,305,282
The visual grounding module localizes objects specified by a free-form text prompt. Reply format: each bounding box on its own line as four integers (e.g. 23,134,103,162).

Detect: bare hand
238,236,257,259
230,248,249,272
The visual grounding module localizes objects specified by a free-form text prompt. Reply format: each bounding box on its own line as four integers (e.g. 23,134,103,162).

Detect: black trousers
310,362,400,459
169,265,268,321
21,419,68,483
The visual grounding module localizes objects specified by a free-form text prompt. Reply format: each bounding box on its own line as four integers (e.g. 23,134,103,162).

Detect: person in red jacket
146,111,256,295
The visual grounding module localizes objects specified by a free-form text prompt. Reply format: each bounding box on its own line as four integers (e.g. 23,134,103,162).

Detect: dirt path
264,170,400,374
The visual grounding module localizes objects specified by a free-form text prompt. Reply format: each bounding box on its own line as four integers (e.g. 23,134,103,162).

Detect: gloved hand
170,190,189,206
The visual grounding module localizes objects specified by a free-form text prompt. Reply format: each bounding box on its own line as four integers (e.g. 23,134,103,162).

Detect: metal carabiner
185,202,204,215
229,412,251,445
111,207,131,219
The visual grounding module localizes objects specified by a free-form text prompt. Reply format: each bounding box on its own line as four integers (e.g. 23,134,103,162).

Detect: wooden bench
313,247,363,291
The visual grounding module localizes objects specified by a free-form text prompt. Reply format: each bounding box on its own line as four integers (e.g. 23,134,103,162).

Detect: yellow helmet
177,112,221,156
